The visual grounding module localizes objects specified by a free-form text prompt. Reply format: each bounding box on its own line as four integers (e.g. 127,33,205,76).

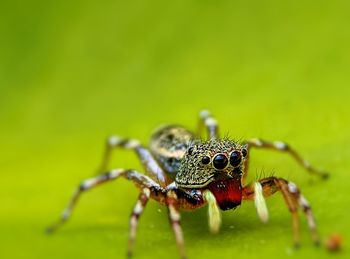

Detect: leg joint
273,141,290,151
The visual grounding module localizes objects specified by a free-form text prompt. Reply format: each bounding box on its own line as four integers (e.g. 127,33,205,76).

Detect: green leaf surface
0,1,348,258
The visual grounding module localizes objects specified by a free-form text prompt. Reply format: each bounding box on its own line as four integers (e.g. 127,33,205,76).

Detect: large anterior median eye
213,153,228,169
230,151,242,167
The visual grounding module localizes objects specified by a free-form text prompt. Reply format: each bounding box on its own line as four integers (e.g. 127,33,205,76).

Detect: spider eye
201,155,211,165
213,153,228,169
230,151,242,167
188,147,194,155
242,148,248,157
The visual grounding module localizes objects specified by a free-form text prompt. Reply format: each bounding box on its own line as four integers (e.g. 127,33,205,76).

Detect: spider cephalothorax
48,110,329,259
176,139,248,210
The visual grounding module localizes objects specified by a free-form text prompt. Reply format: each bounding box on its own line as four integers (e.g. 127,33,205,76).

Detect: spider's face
176,139,247,210
176,139,247,188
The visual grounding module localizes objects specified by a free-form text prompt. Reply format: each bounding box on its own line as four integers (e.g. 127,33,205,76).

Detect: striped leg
242,177,320,247
96,136,168,184
128,188,150,258
242,138,329,182
197,110,219,140
166,191,187,259
287,181,319,246
47,169,162,233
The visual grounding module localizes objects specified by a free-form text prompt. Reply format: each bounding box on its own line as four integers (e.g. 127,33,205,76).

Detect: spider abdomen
149,125,194,179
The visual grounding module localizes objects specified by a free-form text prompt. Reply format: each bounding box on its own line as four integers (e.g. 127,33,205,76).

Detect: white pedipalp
203,190,222,234
254,182,269,223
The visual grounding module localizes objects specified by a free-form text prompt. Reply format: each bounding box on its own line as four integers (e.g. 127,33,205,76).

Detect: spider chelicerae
47,110,329,258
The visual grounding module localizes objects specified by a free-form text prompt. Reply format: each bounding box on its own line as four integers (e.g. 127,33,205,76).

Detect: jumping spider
47,110,329,258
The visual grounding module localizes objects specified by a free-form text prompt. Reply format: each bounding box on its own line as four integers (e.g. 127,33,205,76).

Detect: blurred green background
0,0,349,258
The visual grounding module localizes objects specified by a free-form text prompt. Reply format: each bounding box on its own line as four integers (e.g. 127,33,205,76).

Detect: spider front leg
242,138,329,182
197,109,219,140
96,136,169,184
47,169,162,234
243,177,319,247
166,190,187,259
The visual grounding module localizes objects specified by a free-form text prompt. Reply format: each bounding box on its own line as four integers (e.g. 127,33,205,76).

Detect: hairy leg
166,190,187,259
47,169,162,233
243,177,319,247
197,110,219,140
242,138,329,183
96,136,168,185
128,188,151,258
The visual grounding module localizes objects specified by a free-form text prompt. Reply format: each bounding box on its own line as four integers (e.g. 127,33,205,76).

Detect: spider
47,110,329,258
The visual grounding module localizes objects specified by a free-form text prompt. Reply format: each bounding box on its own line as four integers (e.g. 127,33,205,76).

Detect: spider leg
166,190,187,259
96,136,169,185
242,138,329,182
128,187,151,258
47,169,162,233
197,109,219,140
242,177,320,247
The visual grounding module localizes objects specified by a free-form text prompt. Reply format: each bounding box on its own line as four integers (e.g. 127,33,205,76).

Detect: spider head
175,139,248,210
